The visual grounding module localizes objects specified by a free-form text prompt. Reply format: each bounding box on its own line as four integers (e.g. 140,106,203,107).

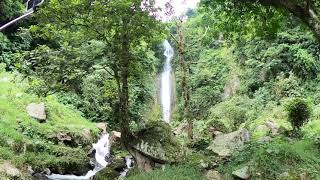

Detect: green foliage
126,165,206,180
0,71,99,172
0,0,24,22
285,98,312,130
219,139,320,179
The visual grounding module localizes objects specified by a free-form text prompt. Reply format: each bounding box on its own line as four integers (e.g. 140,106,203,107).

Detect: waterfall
47,134,111,180
160,40,174,123
119,156,133,177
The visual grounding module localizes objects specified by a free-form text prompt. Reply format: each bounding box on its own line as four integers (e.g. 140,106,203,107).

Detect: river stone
26,103,46,122
33,173,49,180
207,128,250,157
206,170,223,180
130,121,183,163
232,166,250,179
0,161,21,178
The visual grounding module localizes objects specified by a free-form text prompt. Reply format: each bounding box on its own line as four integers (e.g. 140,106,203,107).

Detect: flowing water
119,156,133,177
160,40,174,123
47,134,111,180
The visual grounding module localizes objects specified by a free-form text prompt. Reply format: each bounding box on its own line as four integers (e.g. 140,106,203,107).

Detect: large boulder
0,161,21,178
130,121,183,164
207,128,250,157
26,103,46,122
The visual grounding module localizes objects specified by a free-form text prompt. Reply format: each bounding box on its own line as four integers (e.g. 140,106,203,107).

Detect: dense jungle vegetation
1,0,320,179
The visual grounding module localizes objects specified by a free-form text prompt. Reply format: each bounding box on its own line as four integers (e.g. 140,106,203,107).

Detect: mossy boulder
130,121,183,163
94,166,120,180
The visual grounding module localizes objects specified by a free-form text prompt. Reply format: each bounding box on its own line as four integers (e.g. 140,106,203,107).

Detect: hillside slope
0,65,100,179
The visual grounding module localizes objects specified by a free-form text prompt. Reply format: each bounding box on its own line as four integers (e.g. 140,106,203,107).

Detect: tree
172,18,193,139
202,0,320,41
23,0,164,151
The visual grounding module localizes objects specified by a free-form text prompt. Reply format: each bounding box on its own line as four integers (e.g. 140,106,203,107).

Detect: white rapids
47,134,111,180
119,156,133,177
160,40,174,123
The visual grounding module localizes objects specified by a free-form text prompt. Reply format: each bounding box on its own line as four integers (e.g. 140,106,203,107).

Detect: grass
126,165,206,180
0,70,99,176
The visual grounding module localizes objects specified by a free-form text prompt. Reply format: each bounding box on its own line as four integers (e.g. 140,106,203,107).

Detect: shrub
285,98,311,130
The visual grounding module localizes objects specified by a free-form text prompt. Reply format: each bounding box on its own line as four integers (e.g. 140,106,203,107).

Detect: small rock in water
33,173,49,180
43,168,51,175
232,166,250,179
28,165,34,175
26,103,46,122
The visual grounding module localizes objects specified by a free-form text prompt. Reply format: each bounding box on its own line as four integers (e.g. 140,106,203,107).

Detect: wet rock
42,168,51,175
27,166,34,175
96,123,107,133
94,166,120,180
207,128,250,157
232,166,250,179
26,103,46,122
0,161,21,178
206,170,223,180
112,156,127,171
33,173,49,180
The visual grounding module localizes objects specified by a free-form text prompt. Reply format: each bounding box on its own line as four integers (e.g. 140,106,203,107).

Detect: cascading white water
119,156,133,177
160,40,174,123
47,134,111,180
